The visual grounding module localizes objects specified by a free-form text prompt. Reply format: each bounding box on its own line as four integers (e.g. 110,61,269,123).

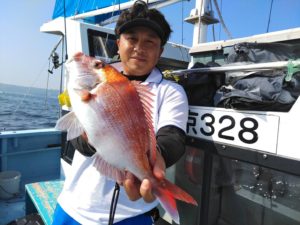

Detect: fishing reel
48,51,61,74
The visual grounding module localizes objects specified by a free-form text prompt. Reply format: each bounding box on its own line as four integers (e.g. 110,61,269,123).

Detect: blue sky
1,0,300,90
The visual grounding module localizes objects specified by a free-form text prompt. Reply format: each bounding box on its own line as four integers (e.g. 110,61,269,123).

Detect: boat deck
0,191,26,224
0,128,62,225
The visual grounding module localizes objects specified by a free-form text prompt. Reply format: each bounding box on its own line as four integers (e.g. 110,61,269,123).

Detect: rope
181,0,184,44
209,0,216,41
266,0,274,32
108,183,120,225
44,65,51,110
11,61,49,116
218,0,222,40
212,0,233,39
63,0,68,60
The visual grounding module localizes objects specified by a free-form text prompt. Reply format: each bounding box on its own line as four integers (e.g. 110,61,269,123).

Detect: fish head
65,52,128,102
65,52,106,93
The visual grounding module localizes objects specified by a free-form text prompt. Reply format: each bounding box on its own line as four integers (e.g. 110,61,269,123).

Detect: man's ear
116,39,120,52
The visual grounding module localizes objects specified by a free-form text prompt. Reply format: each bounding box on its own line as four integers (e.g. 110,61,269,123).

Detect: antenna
63,0,68,60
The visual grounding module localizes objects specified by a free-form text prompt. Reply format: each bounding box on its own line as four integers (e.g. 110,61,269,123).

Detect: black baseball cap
115,0,171,46
116,18,165,42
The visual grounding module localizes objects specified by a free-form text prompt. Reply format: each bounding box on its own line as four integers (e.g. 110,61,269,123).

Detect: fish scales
56,52,197,224
92,77,153,178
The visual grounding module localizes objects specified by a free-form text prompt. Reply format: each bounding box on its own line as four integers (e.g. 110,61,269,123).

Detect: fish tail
154,179,197,224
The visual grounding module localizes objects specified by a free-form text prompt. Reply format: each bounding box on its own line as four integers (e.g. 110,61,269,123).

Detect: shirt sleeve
156,125,186,168
156,81,189,132
156,80,189,167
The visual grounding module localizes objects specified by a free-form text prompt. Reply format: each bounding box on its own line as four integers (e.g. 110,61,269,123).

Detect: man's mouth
131,56,146,61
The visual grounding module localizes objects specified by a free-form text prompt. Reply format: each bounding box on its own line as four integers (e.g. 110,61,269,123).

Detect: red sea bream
55,52,197,223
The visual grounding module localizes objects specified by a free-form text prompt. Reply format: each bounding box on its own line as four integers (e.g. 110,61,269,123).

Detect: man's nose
133,41,146,52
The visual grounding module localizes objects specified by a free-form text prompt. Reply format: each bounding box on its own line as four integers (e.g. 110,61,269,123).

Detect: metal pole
172,60,300,75
192,0,210,45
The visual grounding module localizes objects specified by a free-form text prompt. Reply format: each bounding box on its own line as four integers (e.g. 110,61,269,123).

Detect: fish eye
93,60,103,69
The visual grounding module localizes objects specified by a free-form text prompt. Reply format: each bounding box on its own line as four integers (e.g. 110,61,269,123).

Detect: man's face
117,26,163,76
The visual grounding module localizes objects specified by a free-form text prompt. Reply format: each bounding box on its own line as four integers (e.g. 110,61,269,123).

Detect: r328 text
187,111,259,144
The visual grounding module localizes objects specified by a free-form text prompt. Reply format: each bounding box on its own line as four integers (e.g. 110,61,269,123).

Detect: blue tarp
52,0,129,24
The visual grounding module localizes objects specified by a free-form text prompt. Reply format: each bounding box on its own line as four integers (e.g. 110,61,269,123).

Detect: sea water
0,84,60,131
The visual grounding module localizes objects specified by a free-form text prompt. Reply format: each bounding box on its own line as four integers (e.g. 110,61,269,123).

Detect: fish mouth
93,82,101,89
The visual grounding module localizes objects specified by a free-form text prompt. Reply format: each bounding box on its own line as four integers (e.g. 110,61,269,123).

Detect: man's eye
127,37,136,41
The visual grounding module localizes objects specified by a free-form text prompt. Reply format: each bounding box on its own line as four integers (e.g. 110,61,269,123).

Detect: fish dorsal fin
131,81,157,165
93,154,126,183
55,111,85,140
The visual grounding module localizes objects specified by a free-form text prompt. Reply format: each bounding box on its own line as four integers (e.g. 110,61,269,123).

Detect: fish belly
72,81,152,178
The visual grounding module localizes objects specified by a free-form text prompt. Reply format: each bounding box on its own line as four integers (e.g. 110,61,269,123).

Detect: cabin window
212,158,300,225
176,146,300,225
87,29,118,60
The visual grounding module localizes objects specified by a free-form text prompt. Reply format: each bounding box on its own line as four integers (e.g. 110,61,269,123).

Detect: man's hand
123,150,166,202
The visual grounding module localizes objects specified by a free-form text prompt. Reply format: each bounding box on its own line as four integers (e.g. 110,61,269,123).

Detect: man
52,1,189,224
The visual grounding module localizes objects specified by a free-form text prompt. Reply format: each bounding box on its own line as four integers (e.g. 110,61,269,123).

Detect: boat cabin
41,17,191,72
173,27,300,225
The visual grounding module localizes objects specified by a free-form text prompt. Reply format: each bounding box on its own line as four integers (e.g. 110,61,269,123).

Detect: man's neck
122,73,149,82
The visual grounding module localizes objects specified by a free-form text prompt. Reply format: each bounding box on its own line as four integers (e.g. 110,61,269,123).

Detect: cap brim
117,18,165,41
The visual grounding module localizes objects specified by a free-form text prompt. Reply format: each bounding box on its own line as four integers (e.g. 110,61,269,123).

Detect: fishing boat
1,0,300,225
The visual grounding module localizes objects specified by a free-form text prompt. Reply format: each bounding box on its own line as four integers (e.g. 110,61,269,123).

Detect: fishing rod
171,60,300,81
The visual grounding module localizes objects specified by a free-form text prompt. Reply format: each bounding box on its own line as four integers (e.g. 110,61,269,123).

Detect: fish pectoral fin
93,154,126,183
55,111,85,140
73,88,93,101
